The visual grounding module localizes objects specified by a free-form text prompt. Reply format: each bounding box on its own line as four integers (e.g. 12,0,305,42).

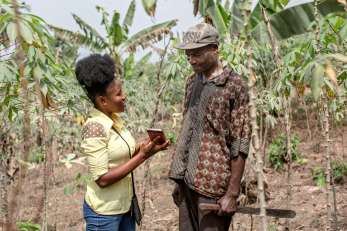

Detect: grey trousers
179,181,232,231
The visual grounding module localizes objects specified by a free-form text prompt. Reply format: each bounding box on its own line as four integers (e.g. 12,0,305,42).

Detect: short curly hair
75,54,117,106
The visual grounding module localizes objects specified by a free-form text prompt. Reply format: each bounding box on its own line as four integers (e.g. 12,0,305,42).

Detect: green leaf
71,13,106,43
317,174,326,187
74,172,82,180
110,11,123,46
122,19,177,52
312,166,321,175
6,21,18,43
249,0,284,32
35,48,46,63
198,0,208,17
60,46,78,69
124,53,134,78
309,64,324,101
27,45,35,62
142,0,157,17
205,0,228,35
67,153,76,161
49,25,106,53
251,0,345,43
0,64,13,81
19,20,33,43
339,22,347,41
76,184,81,192
1,4,14,15
135,52,152,69
70,157,87,165
122,0,136,37
63,183,73,196
327,53,347,63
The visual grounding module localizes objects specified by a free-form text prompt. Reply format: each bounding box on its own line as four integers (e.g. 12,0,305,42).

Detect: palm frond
123,19,177,53
49,25,106,52
71,13,106,44
122,0,136,37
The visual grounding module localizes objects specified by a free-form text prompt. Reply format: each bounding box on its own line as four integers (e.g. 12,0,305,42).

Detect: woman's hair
75,54,117,106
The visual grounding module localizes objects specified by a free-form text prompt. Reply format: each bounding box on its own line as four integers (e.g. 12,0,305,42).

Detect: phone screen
147,130,167,145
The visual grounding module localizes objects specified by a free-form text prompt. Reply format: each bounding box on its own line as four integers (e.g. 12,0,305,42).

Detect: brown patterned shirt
168,66,252,198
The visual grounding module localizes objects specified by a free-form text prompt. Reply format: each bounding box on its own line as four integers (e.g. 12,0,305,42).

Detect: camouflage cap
173,23,219,50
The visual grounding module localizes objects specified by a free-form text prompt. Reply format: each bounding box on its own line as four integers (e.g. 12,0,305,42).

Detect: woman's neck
96,106,113,121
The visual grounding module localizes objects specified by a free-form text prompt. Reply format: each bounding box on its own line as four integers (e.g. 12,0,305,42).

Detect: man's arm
217,152,246,216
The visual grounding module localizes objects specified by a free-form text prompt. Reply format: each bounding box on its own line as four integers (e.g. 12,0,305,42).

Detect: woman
76,54,170,231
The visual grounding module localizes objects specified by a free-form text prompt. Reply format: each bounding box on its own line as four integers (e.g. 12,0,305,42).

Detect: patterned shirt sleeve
229,79,252,158
81,121,109,180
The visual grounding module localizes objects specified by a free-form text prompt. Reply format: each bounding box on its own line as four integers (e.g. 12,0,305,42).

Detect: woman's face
99,78,127,113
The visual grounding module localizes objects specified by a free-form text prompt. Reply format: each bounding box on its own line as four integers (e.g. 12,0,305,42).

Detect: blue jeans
83,200,135,231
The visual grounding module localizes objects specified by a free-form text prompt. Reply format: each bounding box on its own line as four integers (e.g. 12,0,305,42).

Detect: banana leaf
251,0,345,43
122,19,177,53
122,0,136,37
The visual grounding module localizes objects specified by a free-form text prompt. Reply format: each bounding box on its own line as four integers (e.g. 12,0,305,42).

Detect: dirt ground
7,102,347,231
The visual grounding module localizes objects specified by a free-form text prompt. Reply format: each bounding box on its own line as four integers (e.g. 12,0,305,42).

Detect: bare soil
7,104,347,231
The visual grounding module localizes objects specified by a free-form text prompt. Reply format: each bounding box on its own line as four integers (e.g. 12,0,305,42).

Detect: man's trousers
179,181,232,231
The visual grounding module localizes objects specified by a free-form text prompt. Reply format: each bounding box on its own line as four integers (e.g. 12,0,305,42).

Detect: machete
199,203,296,218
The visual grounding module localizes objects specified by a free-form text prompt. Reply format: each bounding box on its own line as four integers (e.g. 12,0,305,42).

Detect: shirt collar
89,107,126,131
201,65,233,86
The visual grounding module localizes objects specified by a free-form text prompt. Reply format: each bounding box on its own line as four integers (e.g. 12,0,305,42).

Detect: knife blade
199,203,296,218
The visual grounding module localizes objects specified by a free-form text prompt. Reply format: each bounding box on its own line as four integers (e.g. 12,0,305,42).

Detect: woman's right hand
139,137,170,159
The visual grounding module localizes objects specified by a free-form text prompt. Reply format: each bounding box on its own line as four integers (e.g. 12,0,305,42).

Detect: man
168,23,252,231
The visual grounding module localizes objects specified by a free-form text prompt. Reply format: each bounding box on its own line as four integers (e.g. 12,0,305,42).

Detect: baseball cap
173,23,219,50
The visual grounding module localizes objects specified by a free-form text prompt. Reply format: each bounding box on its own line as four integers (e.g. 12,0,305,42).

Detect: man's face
185,44,218,74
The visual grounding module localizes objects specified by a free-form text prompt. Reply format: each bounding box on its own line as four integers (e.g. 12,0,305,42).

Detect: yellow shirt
81,108,136,215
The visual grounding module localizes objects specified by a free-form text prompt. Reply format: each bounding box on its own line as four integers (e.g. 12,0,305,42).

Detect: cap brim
173,42,210,50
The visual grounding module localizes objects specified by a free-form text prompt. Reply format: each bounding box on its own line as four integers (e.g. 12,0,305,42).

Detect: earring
104,103,106,105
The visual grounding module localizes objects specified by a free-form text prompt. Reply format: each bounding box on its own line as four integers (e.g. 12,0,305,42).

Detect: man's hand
216,194,237,217
172,184,180,207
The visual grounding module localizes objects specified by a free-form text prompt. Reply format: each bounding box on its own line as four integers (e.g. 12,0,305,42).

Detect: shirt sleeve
81,121,109,181
229,79,252,158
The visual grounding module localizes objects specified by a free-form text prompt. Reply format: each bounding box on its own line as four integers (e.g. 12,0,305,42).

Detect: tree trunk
243,1,267,230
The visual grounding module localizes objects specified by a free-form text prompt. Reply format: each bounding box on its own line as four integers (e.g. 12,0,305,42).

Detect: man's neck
202,60,223,83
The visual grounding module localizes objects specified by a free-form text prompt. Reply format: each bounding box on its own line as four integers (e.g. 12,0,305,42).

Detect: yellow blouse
81,107,136,215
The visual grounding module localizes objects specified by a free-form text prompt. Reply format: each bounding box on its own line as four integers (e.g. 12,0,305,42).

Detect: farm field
7,114,347,231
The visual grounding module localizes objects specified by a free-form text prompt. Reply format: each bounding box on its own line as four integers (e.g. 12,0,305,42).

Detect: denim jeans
83,200,135,231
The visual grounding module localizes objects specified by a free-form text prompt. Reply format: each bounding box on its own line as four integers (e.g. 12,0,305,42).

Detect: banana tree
195,0,345,44
49,0,177,74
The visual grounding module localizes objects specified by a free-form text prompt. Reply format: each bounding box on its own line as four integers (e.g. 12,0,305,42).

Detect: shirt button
183,158,188,162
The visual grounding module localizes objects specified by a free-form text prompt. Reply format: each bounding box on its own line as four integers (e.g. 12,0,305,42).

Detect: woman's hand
139,137,170,159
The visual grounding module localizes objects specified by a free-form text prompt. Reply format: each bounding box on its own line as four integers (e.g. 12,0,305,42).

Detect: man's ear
212,43,219,54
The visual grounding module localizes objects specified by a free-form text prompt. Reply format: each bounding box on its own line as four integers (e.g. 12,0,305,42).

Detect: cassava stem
0,152,8,222
33,67,48,231
243,1,267,230
9,2,31,228
314,0,332,229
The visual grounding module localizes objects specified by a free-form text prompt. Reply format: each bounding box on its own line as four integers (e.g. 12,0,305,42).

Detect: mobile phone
146,128,167,145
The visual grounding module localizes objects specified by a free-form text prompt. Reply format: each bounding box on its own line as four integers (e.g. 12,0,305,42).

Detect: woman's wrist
136,150,147,162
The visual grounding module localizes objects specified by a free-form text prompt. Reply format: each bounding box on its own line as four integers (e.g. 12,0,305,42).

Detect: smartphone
146,128,167,145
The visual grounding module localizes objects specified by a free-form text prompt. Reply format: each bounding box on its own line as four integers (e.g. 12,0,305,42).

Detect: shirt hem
84,195,131,216
183,178,224,199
